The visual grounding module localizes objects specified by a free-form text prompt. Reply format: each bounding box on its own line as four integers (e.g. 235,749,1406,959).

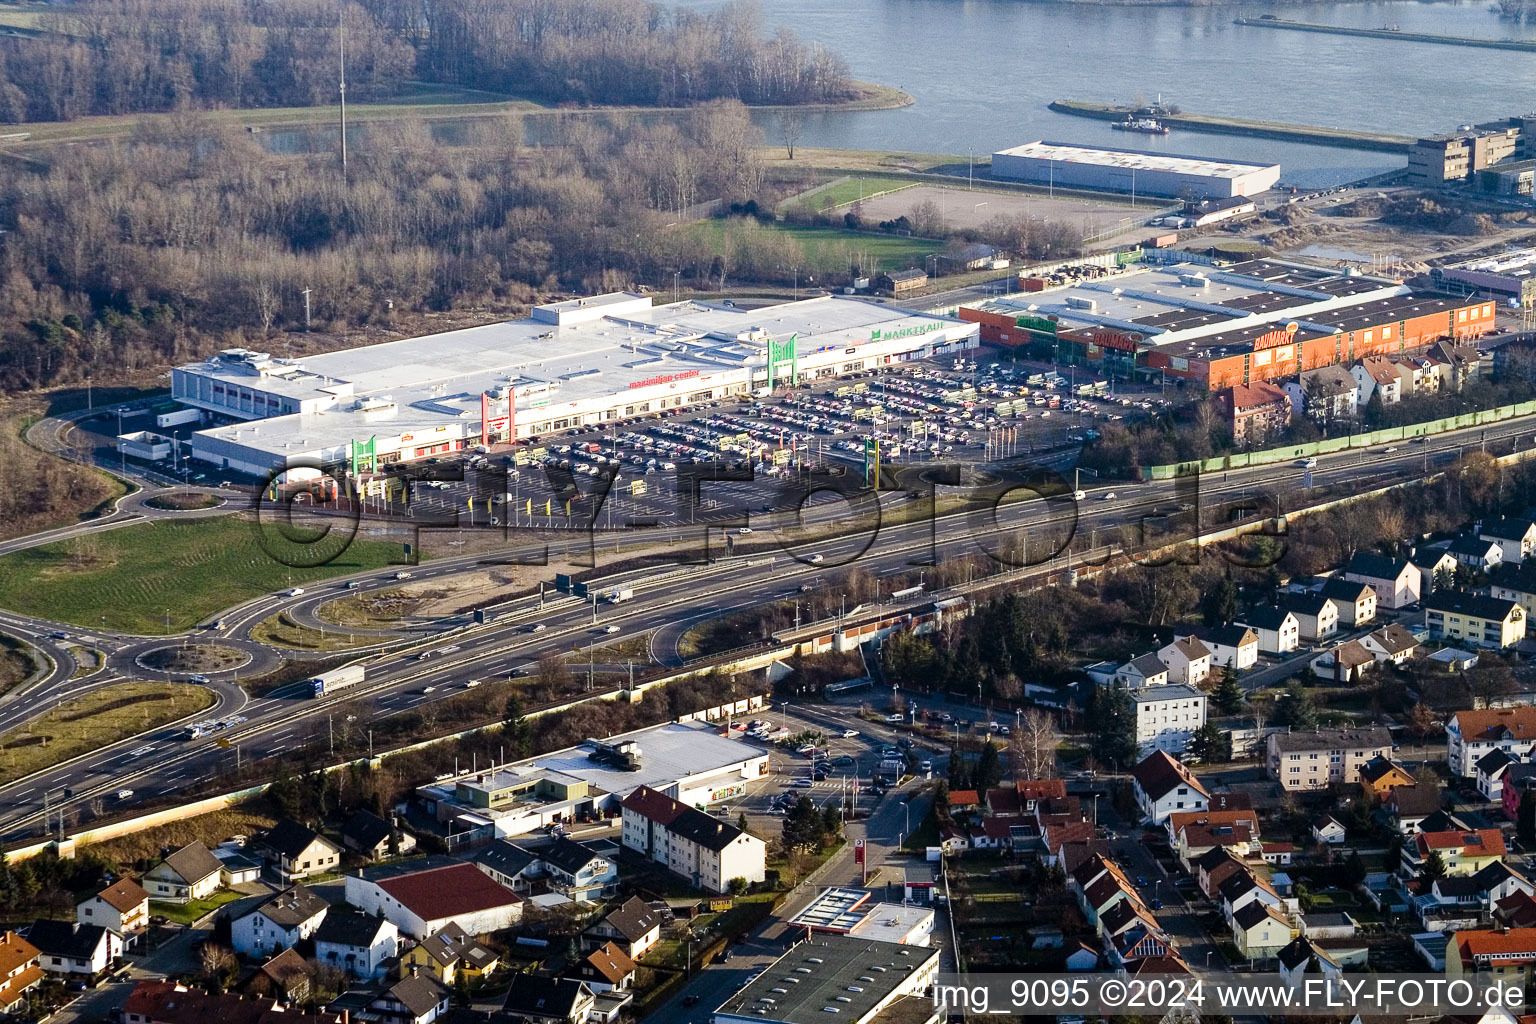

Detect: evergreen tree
1274,682,1318,732
1342,850,1367,887
1187,722,1229,764
947,747,972,790
1087,684,1136,772
974,744,1003,791
1204,572,1239,626
1211,668,1246,715
1420,849,1448,884
503,695,533,758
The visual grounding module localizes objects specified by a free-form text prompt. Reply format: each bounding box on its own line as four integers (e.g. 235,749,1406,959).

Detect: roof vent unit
1065,296,1097,311
1178,273,1209,289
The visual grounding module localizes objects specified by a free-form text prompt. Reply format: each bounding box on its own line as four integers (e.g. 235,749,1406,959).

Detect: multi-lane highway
0,410,1529,845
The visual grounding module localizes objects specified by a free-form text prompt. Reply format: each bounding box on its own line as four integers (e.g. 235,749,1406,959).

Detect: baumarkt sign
871,322,946,343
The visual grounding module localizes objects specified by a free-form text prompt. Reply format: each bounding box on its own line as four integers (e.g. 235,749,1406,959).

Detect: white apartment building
620,786,766,894
1132,684,1207,757
1447,706,1536,777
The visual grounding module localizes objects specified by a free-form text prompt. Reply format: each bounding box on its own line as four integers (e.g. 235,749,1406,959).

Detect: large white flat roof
461,721,763,802
994,140,1278,179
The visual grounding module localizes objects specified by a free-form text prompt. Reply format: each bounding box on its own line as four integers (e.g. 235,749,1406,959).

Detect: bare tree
775,109,806,160
1011,709,1060,780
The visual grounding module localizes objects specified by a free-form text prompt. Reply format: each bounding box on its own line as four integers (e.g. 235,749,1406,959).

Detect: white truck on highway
310,664,366,698
606,587,634,604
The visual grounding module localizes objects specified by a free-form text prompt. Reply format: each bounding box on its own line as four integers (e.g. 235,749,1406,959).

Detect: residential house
1446,927,1536,985
1115,653,1171,689
1477,748,1523,802
1489,561,1536,618
1237,605,1300,654
620,785,766,893
344,862,523,939
1412,547,1459,593
1131,683,1206,757
1319,577,1377,627
1267,728,1394,792
1232,901,1298,961
1497,890,1536,929
1310,639,1374,683
1361,623,1420,665
1172,811,1261,870
1196,849,1247,900
1286,365,1359,422
1195,624,1259,671
142,842,223,903
1358,756,1416,801
1351,356,1402,406
1401,828,1507,880
27,920,122,980
231,883,329,959
1503,768,1536,822
340,810,416,861
313,909,399,980
1066,943,1099,971
77,877,149,946
255,819,343,885
370,972,451,1024
1482,517,1536,565
400,922,498,986
1389,354,1439,396
583,897,663,960
1277,937,1342,988
1278,591,1339,642
1219,868,1286,921
1425,340,1483,390
1219,381,1293,447
1450,535,1505,574
248,948,314,1004
1448,707,1536,776
1157,636,1212,686
1418,861,1534,933
121,981,348,1024
1132,750,1210,824
1344,551,1423,610
0,932,42,1015
473,841,542,894
567,942,636,994
1425,592,1526,649
1311,815,1347,845
536,838,620,901
214,849,262,888
503,975,595,1024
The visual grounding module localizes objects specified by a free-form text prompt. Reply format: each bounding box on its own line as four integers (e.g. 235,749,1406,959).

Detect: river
270,0,1536,188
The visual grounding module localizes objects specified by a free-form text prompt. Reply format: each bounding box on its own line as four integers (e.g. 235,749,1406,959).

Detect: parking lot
357,354,1171,529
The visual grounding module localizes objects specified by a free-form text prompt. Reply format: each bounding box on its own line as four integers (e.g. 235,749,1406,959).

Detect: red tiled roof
1045,821,1096,853
122,981,345,1024
1453,708,1536,743
1132,750,1209,803
1456,927,1536,963
1015,780,1067,800
1416,829,1506,857
376,863,522,922
621,785,687,826
95,878,150,914
948,790,980,807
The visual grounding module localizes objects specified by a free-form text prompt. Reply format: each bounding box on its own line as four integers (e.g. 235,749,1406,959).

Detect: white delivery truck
310,664,366,698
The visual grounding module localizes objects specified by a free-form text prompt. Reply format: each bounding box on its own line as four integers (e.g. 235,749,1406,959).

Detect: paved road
0,410,1529,841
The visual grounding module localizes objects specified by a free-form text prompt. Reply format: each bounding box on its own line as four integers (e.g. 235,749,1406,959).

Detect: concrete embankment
1048,99,1413,154
1234,16,1536,53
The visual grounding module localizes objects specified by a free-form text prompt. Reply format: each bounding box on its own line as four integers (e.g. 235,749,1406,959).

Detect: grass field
250,611,379,652
777,174,919,215
0,516,412,633
0,682,214,786
688,219,941,276
149,891,244,925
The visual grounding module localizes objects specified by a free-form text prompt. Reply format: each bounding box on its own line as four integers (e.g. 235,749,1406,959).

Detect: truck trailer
310,664,366,698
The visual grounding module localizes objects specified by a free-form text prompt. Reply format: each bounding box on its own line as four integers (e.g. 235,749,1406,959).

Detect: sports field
838,183,1149,234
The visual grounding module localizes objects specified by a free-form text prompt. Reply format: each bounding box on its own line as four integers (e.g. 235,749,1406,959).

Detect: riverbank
1234,16,1536,51
0,79,913,148
1048,99,1413,154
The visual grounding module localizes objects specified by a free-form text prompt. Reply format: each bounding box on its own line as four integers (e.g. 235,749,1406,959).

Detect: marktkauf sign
870,322,946,343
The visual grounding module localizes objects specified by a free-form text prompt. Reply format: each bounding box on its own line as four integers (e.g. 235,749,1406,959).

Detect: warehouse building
1433,248,1536,308
414,721,770,847
990,141,1281,198
959,258,1494,390
165,293,976,478
712,935,940,1024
